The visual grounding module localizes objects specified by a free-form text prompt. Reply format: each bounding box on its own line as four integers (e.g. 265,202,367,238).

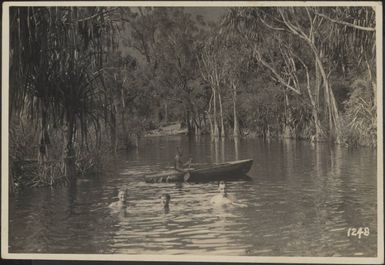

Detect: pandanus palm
9,7,116,182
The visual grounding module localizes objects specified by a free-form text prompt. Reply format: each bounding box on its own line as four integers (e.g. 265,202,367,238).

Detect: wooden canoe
144,159,253,183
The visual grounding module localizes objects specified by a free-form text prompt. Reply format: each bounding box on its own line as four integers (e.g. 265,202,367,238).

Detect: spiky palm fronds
10,7,118,160
343,79,376,146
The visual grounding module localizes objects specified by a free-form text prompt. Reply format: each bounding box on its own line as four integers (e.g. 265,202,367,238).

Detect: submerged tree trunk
207,112,213,136
234,136,240,160
194,122,199,135
186,110,193,135
283,89,291,138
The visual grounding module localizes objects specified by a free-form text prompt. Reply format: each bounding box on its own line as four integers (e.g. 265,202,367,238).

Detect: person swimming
160,193,171,213
210,181,233,205
109,188,128,212
210,181,246,207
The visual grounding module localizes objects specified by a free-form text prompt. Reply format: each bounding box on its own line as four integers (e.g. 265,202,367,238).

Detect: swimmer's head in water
160,193,170,208
118,189,127,203
218,181,227,195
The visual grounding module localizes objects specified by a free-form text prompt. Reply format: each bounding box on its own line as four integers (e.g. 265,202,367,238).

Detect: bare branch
259,17,285,31
75,8,118,23
314,12,375,32
254,48,301,95
305,7,314,39
278,9,309,41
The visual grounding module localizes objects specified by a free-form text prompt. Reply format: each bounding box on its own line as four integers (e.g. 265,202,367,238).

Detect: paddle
183,159,193,181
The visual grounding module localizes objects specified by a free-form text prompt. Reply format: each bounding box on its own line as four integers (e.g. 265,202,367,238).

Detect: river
8,136,377,257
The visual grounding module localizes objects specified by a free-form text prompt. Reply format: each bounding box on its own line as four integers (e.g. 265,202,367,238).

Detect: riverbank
145,123,188,137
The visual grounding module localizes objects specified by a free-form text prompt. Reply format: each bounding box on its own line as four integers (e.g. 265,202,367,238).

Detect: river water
8,136,377,257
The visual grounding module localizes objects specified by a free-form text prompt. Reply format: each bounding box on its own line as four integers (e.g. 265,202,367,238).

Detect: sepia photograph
1,1,383,264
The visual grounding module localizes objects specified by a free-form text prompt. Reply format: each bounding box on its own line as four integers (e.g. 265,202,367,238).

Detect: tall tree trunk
309,43,341,143
295,49,323,141
212,88,219,138
234,136,240,160
303,59,322,141
213,137,219,163
153,96,161,126
9,166,15,193
186,110,193,135
110,106,117,153
95,121,102,149
218,86,225,138
315,51,322,112
63,115,76,183
279,11,341,142
38,111,49,162
164,101,168,124
207,94,214,137
195,122,199,135
193,106,201,135
207,112,213,136
313,60,322,141
120,109,128,148
365,58,376,103
283,89,291,138
120,84,129,149
232,82,239,137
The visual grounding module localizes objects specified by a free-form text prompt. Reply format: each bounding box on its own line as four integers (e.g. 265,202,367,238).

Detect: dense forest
8,6,377,189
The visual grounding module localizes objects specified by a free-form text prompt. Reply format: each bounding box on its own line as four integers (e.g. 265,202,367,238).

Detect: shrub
343,79,376,147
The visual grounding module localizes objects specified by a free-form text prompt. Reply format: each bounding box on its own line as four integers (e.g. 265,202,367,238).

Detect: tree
218,6,376,143
10,7,119,182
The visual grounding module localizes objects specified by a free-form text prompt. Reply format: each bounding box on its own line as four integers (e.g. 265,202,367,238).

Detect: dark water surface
9,136,377,256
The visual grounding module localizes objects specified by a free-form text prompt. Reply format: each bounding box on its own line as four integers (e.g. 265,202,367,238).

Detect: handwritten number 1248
347,227,369,238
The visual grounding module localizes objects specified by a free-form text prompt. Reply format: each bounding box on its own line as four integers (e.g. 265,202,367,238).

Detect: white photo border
1,1,383,264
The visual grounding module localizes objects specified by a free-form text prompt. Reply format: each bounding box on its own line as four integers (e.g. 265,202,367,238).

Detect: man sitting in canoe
175,147,192,180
